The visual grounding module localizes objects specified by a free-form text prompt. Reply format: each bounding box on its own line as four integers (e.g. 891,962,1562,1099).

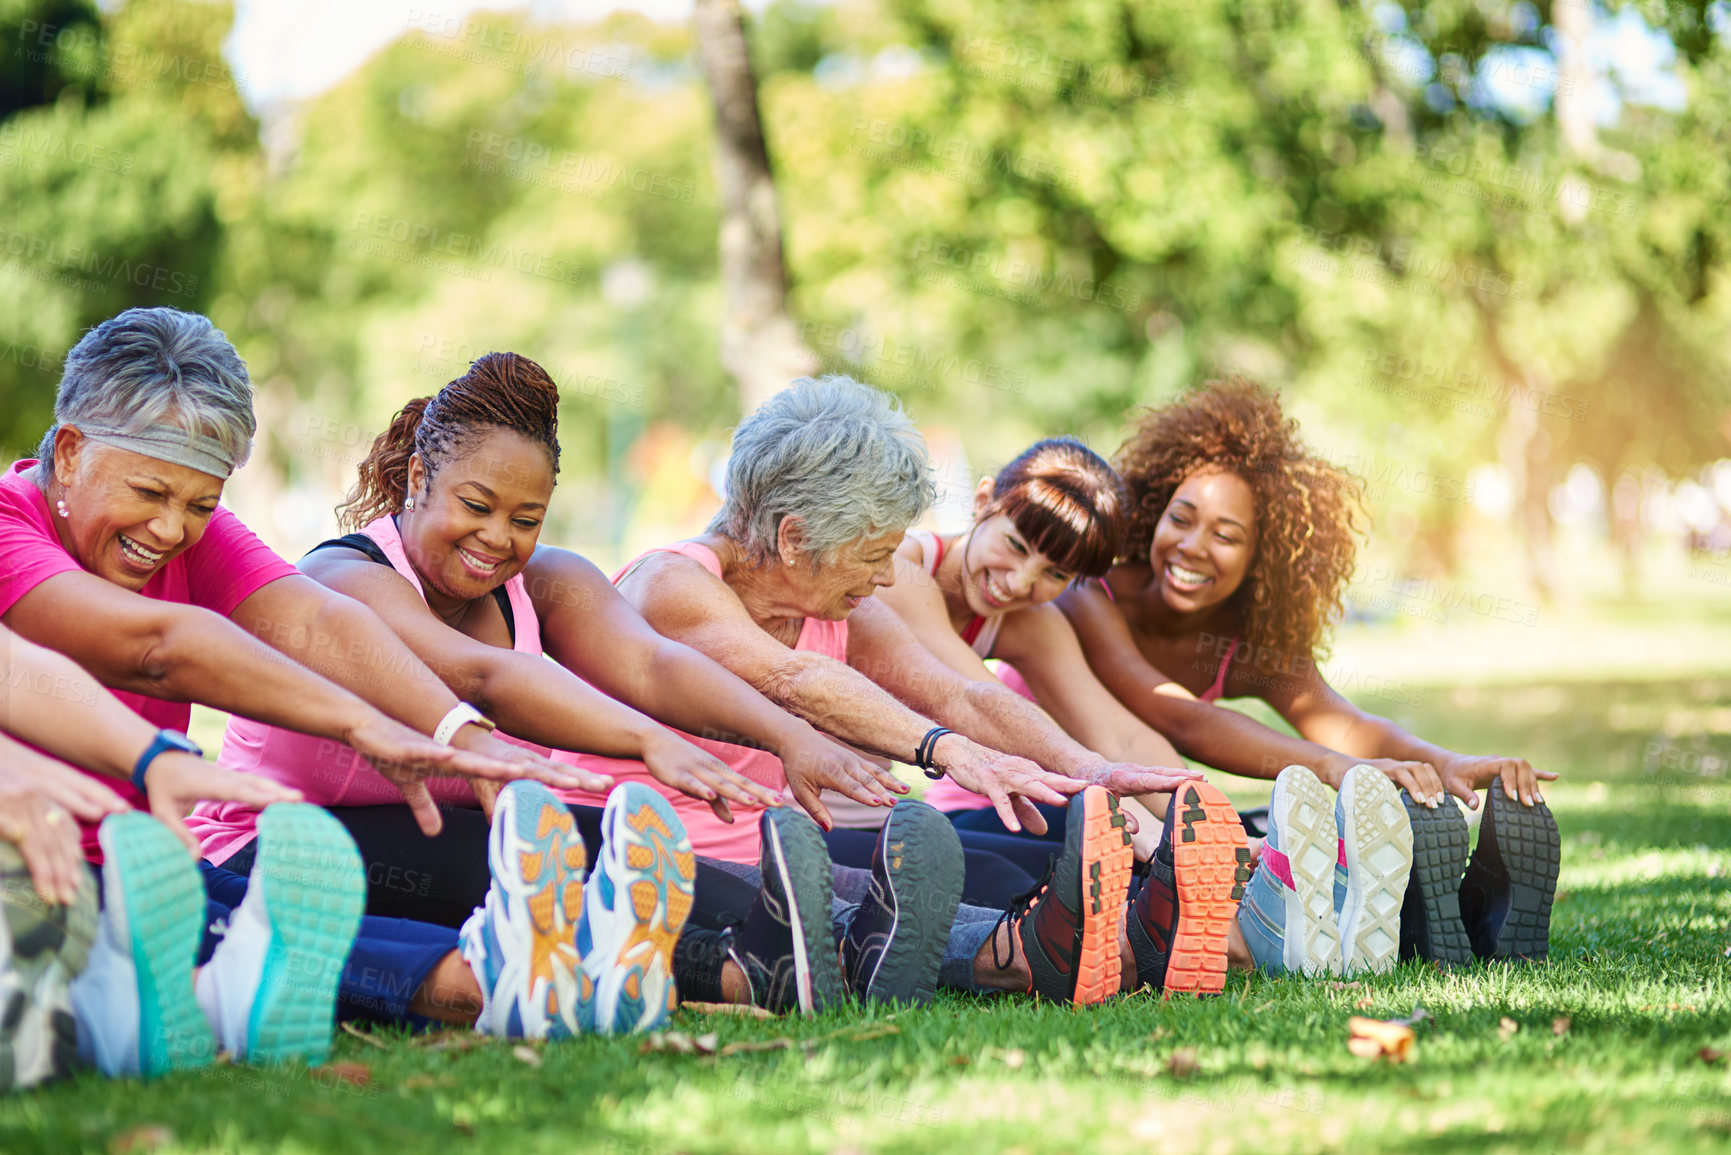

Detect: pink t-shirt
0,460,297,862
187,515,555,865
556,541,849,863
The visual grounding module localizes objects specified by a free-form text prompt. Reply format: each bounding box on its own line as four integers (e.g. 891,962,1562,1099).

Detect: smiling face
49,428,225,590
399,426,554,603
958,512,1077,617
1149,467,1258,614
780,523,905,621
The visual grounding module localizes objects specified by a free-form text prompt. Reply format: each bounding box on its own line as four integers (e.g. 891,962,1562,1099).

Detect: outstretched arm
524,547,904,828
623,553,1084,834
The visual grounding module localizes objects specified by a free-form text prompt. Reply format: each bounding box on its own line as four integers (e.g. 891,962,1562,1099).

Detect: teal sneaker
72,812,214,1077
196,803,365,1065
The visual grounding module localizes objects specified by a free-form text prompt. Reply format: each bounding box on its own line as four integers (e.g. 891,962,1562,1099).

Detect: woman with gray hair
0,307,616,1074
558,375,1204,1008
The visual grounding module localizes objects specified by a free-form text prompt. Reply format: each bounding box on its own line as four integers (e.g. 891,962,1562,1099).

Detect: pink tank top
554,541,850,863
187,515,554,865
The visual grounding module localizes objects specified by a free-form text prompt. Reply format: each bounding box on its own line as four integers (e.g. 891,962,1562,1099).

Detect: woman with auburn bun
864,437,1253,995
191,352,917,1024
1058,377,1561,977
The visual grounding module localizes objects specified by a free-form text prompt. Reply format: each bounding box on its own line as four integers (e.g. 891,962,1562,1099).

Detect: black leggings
820,828,1040,910
300,804,760,932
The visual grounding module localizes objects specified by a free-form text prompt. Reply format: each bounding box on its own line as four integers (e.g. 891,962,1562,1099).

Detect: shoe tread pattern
1400,795,1471,967
588,786,695,1033
1166,782,1250,995
1072,788,1133,1005
249,804,365,1066
1339,770,1413,975
764,810,843,1014
1484,780,1561,961
854,802,962,1007
1272,768,1342,976
105,812,213,1075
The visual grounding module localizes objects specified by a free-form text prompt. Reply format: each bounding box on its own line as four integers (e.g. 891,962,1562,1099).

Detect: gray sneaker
841,801,963,1007
0,839,97,1089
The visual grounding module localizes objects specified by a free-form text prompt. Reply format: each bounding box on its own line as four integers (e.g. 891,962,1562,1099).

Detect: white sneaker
72,813,213,1077
0,838,98,1088
195,803,364,1065
1336,765,1414,975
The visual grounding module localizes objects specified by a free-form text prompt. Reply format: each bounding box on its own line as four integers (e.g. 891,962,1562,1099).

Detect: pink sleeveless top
554,541,850,863
187,515,554,866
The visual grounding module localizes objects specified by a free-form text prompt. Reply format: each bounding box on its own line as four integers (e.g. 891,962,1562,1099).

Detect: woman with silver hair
0,307,636,1077
560,376,1204,1007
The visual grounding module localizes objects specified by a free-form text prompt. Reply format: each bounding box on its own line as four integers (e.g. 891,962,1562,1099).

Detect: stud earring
55,498,69,519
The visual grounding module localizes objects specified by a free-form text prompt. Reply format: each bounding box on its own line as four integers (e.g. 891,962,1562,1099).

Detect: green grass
10,679,1731,1155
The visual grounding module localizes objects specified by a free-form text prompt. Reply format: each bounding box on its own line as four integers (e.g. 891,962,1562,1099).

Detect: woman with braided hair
1059,377,1561,977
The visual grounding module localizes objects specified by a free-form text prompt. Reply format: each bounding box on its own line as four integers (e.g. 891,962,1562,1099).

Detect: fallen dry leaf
639,1031,720,1056
109,1125,174,1155
320,1061,371,1088
947,1055,972,1067
1699,1048,1725,1064
680,1001,776,1019
1348,1017,1416,1062
1499,1017,1519,1041
1354,997,1374,1010
1327,981,1362,990
1000,1048,1027,1070
718,1037,792,1056
1552,1017,1572,1037
1166,1048,1200,1078
513,1045,542,1067
1148,1027,1172,1042
419,1030,489,1053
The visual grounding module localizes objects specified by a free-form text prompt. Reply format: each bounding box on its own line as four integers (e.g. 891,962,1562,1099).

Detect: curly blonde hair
1114,378,1366,663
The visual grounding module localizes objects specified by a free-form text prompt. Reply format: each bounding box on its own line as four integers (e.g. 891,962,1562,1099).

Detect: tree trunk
691,0,817,415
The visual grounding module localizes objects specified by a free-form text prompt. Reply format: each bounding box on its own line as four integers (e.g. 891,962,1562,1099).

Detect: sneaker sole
500,781,586,1039
854,802,962,1007
1269,767,1341,976
248,804,365,1065
1400,794,1471,967
102,812,214,1075
1165,782,1251,996
1337,769,1413,975
1482,780,1561,961
1072,787,1134,1005
762,810,843,1014
584,785,696,1034
0,842,96,1089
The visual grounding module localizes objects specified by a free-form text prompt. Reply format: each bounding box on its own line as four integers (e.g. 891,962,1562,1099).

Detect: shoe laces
990,855,1057,972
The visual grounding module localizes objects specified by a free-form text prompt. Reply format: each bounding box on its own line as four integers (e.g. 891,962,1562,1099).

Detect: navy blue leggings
198,857,454,1024
947,802,1071,849
820,828,1040,909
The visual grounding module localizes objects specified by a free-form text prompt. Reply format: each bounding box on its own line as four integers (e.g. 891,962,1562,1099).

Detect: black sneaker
728,808,844,1013
1237,806,1270,840
842,801,963,1007
991,785,1133,1005
1126,782,1251,994
1458,779,1560,962
1397,793,1472,967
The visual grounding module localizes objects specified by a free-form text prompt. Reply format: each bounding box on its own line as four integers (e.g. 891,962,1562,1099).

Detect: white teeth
459,548,503,572
118,535,163,565
1169,564,1210,586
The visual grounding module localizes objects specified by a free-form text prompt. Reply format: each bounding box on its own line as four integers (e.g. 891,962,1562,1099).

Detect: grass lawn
6,664,1729,1153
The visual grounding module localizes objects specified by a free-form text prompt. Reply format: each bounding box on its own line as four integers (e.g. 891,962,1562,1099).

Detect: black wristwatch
131,730,203,794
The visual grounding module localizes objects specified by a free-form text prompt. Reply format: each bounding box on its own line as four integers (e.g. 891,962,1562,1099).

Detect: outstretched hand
931,734,1087,836
1438,753,1557,809
640,731,783,824
142,751,304,853
0,749,123,905
780,730,907,831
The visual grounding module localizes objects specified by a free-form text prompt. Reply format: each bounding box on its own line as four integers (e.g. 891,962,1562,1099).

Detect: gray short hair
709,375,936,565
35,307,255,475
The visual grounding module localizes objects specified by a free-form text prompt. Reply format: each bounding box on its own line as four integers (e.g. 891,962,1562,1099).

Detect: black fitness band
914,727,952,780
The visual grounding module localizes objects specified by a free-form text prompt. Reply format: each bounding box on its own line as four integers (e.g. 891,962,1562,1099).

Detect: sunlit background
6,0,1731,700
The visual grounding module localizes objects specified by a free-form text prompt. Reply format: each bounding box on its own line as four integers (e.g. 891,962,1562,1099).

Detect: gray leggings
706,858,1002,993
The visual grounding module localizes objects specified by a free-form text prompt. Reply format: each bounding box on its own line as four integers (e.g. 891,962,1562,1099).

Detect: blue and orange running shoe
459,781,587,1040
577,784,697,1034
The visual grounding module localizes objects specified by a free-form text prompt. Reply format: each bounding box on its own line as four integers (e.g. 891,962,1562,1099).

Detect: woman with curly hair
1059,378,1560,976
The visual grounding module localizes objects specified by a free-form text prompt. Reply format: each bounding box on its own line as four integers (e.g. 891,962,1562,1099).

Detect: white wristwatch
433,702,496,747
